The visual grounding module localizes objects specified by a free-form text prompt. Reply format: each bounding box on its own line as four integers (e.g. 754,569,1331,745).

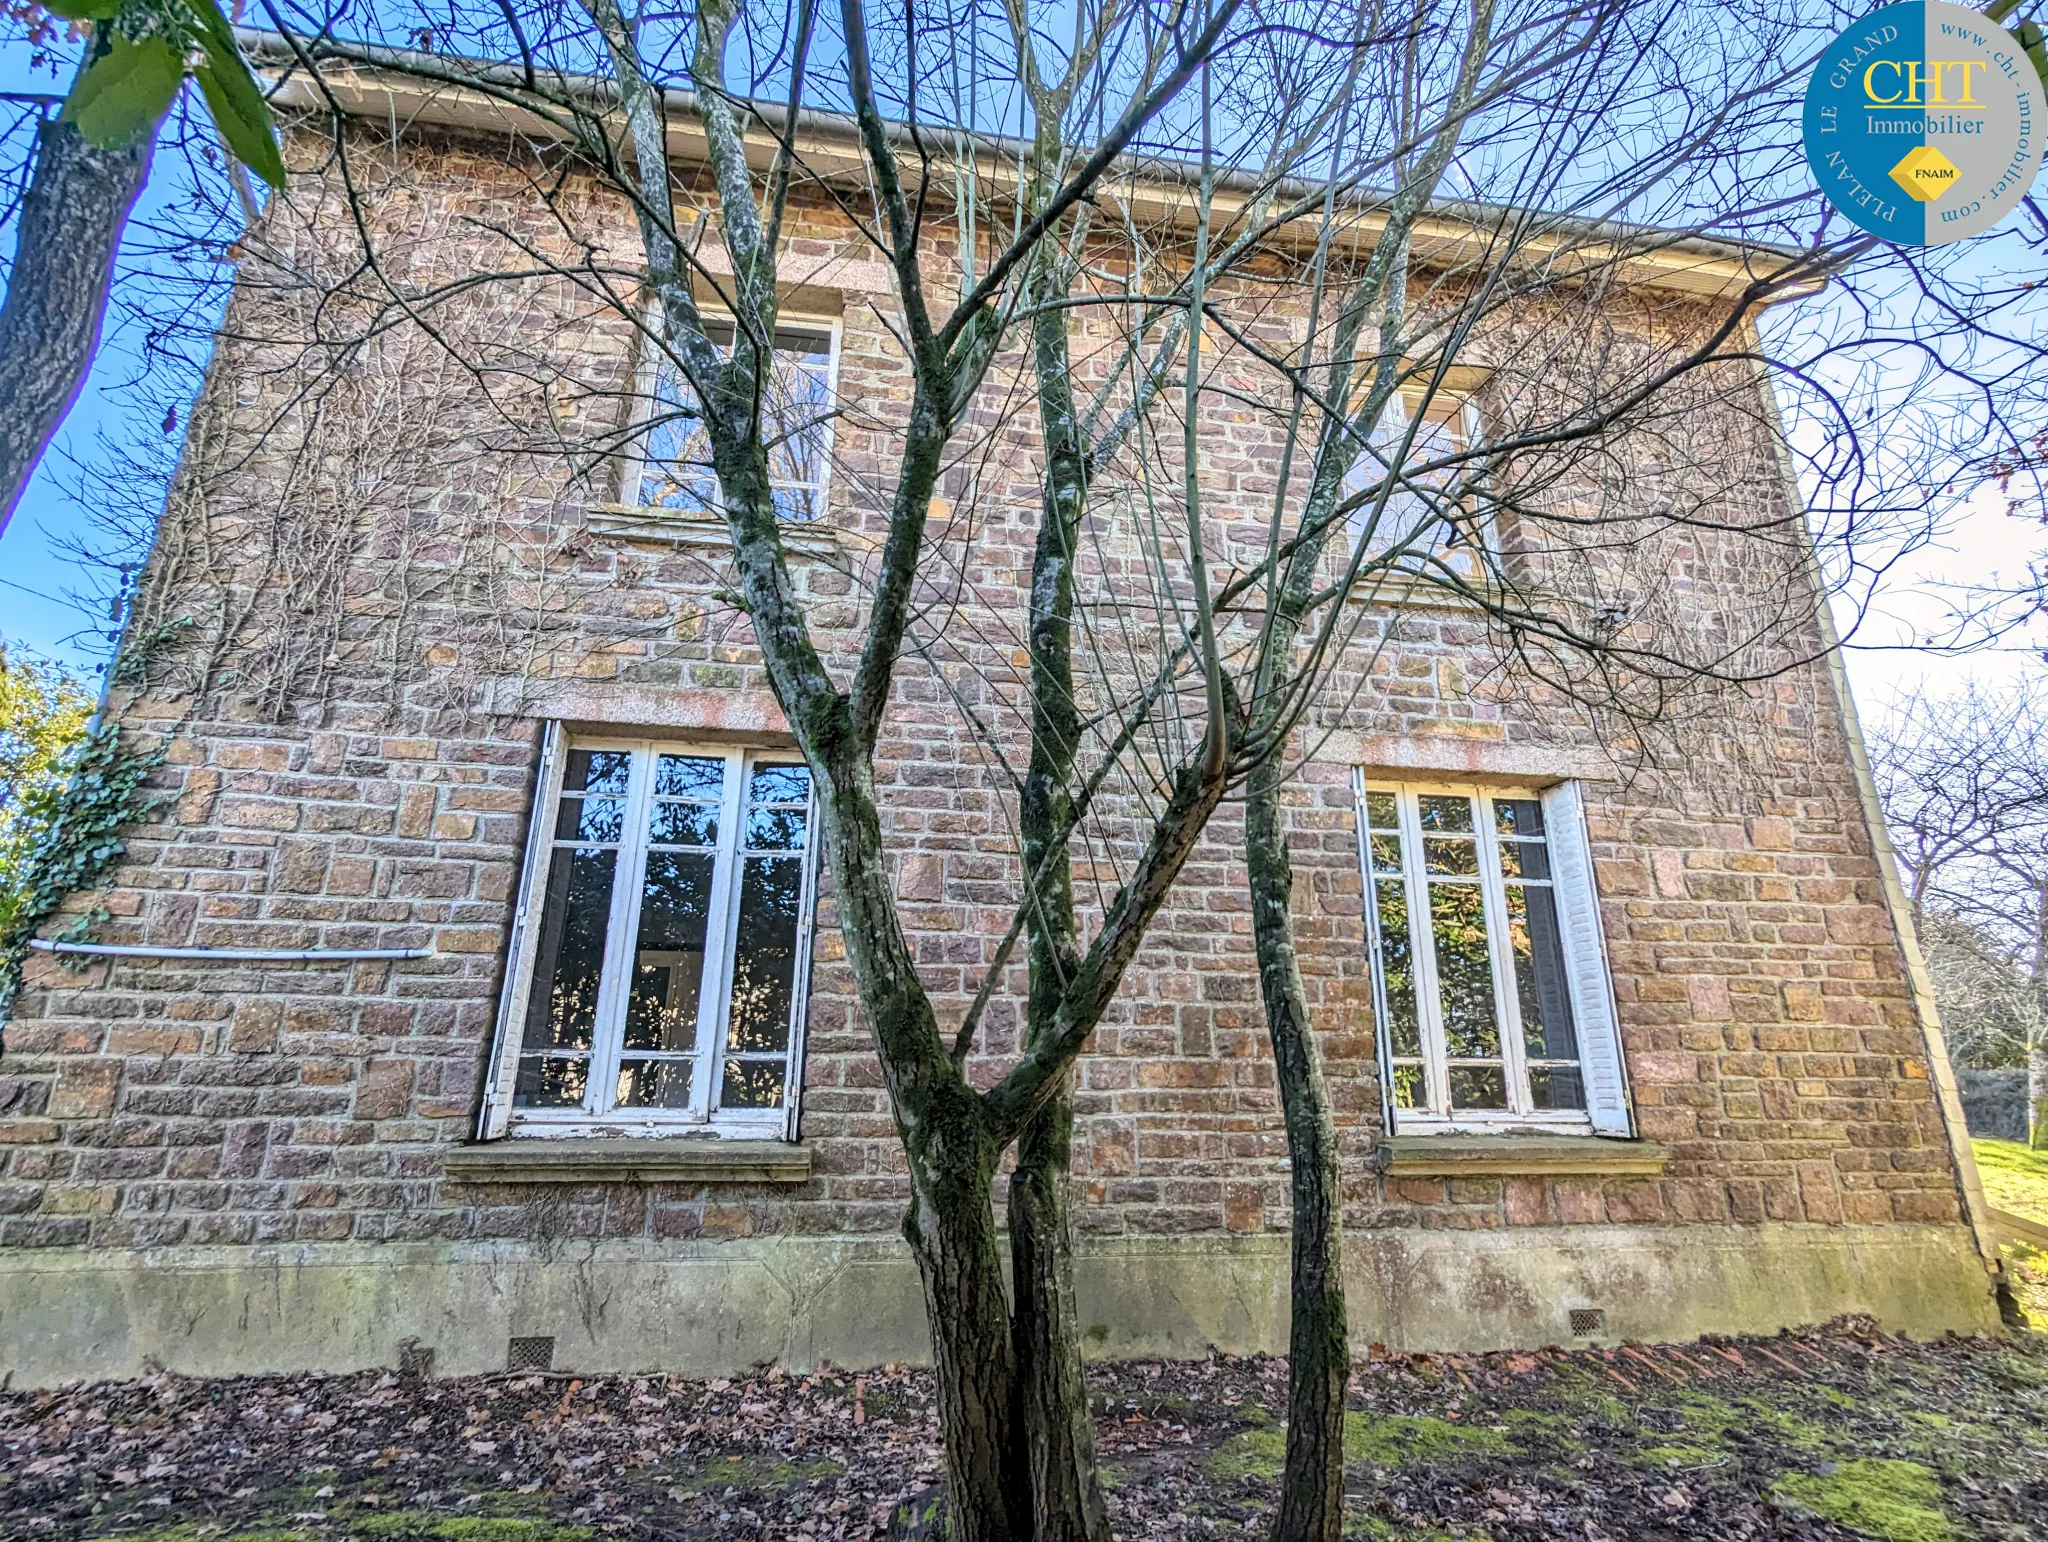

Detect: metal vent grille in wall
1569,1308,1606,1337
507,1335,556,1373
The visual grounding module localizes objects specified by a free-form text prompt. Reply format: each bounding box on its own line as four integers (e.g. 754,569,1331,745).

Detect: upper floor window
485,732,820,1138
1344,391,1490,581
630,317,839,522
1358,778,1633,1135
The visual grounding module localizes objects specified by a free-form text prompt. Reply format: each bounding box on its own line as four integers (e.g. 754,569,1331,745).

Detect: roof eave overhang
256,42,1826,308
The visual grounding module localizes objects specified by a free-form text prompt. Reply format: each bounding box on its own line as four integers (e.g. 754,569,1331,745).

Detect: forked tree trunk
733,447,1034,1540
0,114,154,538
1245,761,1350,1542
902,1112,1037,1542
1009,1079,1111,1542
1006,248,1112,1542
586,4,1158,1531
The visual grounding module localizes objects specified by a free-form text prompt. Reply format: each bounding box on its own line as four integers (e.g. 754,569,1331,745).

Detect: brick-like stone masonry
0,123,1962,1260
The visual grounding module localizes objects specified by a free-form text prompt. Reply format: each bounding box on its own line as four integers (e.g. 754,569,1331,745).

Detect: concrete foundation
0,1223,1999,1388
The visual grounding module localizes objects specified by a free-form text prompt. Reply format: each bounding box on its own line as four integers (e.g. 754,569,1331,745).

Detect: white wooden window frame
620,308,844,522
480,732,821,1142
1354,774,1634,1137
1345,390,1496,581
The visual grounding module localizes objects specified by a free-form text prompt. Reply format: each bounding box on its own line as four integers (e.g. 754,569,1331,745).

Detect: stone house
0,57,2006,1385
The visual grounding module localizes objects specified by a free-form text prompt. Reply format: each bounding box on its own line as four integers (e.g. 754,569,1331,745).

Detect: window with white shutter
482,733,820,1140
1355,775,1632,1135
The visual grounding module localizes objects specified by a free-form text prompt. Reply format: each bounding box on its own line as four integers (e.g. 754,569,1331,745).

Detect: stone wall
0,122,1993,1365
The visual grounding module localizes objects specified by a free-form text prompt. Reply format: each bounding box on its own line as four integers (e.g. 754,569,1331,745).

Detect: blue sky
1,12,2042,721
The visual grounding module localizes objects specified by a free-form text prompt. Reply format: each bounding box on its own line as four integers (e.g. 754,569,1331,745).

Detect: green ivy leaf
180,0,286,187
0,722,163,1020
41,0,123,19
62,32,184,151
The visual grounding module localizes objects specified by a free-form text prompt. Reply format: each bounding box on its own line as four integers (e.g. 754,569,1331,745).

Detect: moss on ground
83,1530,307,1542
87,1509,593,1542
351,1516,593,1542
1205,1412,1509,1482
1772,1458,1954,1542
1344,1412,1509,1468
1636,1444,1728,1470
1203,1425,1290,1481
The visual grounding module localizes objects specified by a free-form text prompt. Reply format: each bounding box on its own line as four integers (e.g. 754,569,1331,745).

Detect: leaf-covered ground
2,1320,2044,1541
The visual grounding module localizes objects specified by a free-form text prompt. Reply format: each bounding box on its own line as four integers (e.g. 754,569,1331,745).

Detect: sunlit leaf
40,0,123,20
61,33,183,151
192,62,286,188
179,0,286,187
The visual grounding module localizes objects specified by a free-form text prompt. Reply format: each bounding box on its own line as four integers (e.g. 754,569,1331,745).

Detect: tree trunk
0,113,154,538
2030,886,2047,1151
1246,762,1350,1542
1009,1076,1111,1542
775,659,1035,1542
901,1086,1036,1542
2029,1040,2047,1152
1006,242,1111,1542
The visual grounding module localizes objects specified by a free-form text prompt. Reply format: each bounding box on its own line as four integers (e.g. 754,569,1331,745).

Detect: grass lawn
1975,1139,2048,1329
1973,1139,2048,1226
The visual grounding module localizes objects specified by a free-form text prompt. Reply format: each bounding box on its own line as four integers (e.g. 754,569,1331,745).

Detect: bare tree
1914,910,2048,1090
1872,682,2048,1147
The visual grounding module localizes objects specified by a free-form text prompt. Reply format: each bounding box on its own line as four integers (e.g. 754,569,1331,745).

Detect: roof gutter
238,29,1828,306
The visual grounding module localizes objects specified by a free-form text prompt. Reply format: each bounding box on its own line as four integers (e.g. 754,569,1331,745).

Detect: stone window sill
586,505,841,557
1376,1134,1668,1178
443,1138,812,1185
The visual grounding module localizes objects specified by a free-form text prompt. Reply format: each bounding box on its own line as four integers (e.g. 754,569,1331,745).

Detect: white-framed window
481,727,821,1139
1344,391,1491,581
1356,777,1633,1136
626,313,840,522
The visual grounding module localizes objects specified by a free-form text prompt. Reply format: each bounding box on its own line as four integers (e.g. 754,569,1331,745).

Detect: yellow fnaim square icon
1889,145,1960,202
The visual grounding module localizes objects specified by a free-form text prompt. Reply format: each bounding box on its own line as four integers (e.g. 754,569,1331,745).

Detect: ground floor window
1357,777,1633,1135
482,728,820,1138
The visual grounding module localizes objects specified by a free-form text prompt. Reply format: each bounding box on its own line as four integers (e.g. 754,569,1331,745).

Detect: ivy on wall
0,723,163,1023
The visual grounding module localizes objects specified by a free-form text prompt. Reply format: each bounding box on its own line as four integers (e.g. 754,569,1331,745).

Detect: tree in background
1913,911,2048,1084
0,640,92,933
1872,683,2048,1148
